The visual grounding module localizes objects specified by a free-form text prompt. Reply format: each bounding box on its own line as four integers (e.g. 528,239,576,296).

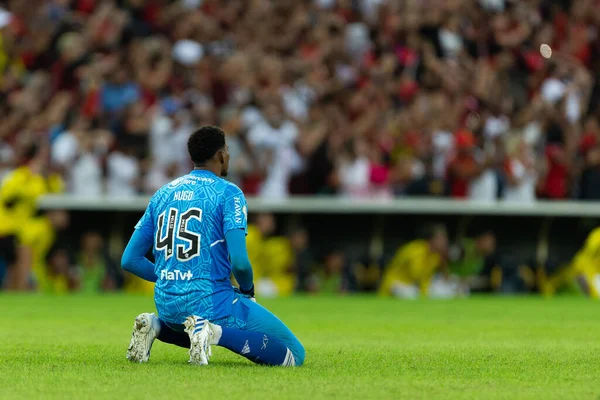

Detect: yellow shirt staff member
1,163,64,229
0,145,64,290
568,227,600,298
242,214,295,297
19,216,55,288
17,210,70,292
541,227,600,299
379,225,448,299
246,222,295,297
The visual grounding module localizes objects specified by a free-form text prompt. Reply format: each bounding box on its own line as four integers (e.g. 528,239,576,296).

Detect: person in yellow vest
245,214,274,282
16,210,70,292
1,144,64,224
542,226,600,298
259,235,295,297
0,144,64,289
245,213,295,297
571,227,600,298
379,224,449,299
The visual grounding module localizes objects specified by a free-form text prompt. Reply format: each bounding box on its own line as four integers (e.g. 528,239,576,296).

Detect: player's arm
223,184,254,296
121,230,157,282
121,203,157,282
226,229,254,294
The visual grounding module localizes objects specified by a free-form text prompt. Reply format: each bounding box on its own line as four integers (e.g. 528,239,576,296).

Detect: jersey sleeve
134,197,155,240
222,184,248,235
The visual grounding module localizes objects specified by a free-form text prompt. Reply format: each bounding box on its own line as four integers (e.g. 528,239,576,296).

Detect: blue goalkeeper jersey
134,169,248,324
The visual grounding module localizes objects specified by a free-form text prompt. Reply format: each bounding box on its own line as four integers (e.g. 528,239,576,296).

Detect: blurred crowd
0,0,599,201
2,0,600,295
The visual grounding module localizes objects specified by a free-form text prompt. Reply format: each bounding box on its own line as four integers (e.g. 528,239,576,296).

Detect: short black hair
23,143,41,162
187,126,226,165
418,223,447,240
468,226,495,238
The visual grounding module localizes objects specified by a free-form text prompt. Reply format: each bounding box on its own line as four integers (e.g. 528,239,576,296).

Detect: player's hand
235,285,256,302
240,285,256,302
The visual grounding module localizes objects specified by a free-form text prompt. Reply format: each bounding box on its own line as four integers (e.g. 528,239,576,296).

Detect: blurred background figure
15,210,70,292
448,229,498,295
502,136,537,203
447,130,498,203
542,225,600,299
1,144,64,289
379,224,449,299
73,232,120,293
353,254,384,293
313,250,352,295
290,227,313,293
246,213,295,298
578,131,600,200
44,244,77,294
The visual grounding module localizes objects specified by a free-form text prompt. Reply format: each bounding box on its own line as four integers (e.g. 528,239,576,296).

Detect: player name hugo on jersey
173,190,194,201
160,269,193,281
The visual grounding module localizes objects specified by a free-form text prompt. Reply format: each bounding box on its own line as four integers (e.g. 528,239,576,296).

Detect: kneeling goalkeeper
121,126,304,367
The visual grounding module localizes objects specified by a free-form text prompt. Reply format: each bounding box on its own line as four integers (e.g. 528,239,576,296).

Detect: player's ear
218,149,225,164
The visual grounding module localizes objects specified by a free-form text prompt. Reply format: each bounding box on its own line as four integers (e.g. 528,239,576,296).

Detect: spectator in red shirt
540,144,569,199
447,130,478,198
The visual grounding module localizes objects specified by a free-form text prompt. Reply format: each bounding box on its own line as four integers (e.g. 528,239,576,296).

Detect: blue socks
217,327,296,366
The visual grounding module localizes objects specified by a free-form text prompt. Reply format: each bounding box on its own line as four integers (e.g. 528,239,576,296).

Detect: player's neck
193,166,220,176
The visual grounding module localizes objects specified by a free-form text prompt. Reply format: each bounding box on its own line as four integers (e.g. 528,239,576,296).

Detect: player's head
422,223,448,254
46,210,70,231
21,143,47,165
289,226,309,251
187,126,230,177
476,230,496,255
253,213,275,236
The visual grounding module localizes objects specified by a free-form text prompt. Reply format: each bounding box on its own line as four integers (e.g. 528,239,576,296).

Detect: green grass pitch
1,295,599,399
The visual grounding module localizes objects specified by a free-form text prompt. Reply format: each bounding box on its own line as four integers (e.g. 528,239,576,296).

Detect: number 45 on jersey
155,207,202,262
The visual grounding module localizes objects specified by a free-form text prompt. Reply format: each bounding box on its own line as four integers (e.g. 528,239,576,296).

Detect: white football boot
126,313,159,363
183,316,215,366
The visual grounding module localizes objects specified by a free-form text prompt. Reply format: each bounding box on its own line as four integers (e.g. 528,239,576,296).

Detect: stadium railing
37,195,600,266
37,195,600,217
